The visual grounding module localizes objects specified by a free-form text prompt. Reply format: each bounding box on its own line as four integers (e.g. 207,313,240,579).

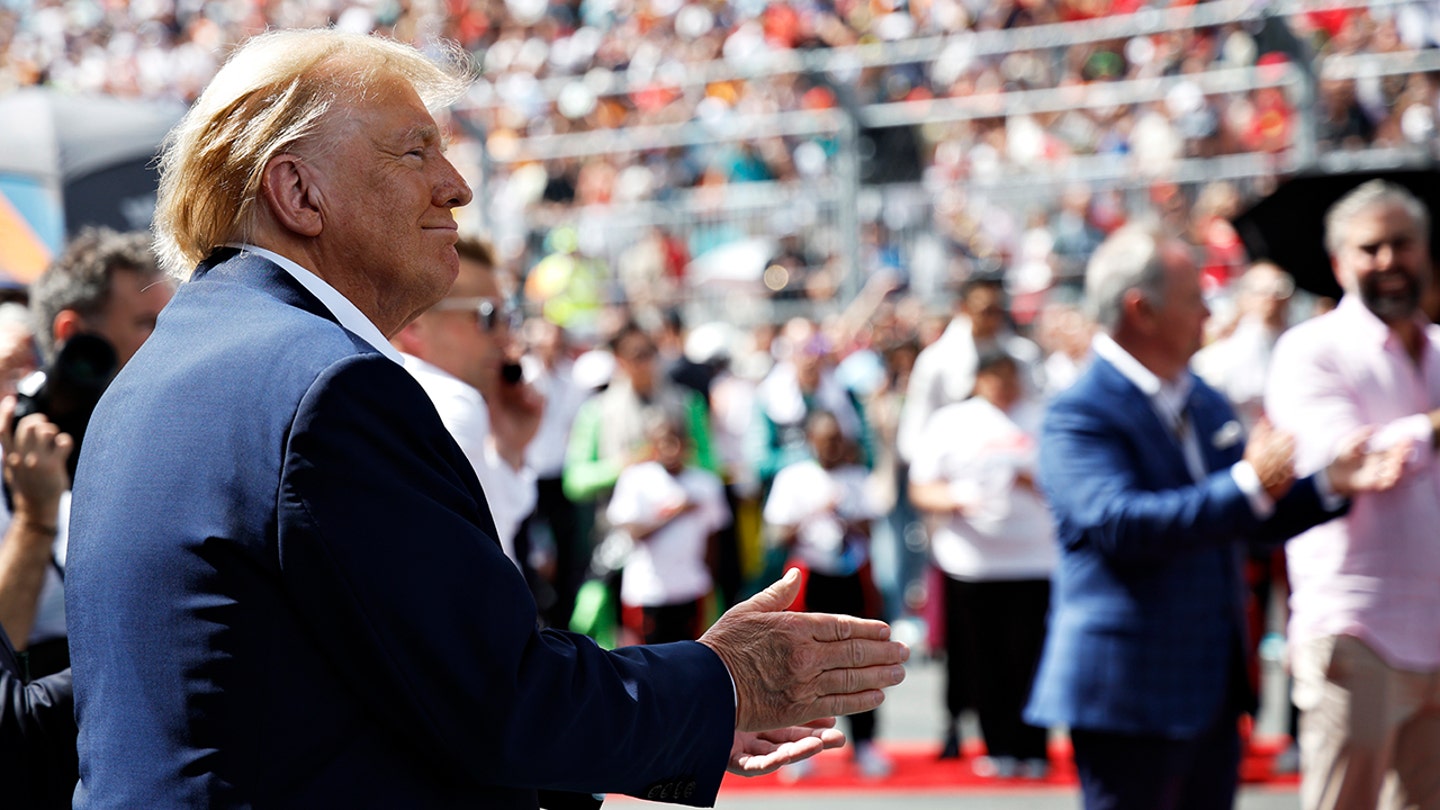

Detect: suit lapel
1088,357,1201,485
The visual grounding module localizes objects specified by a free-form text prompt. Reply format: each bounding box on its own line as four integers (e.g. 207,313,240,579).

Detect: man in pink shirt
1266,180,1440,810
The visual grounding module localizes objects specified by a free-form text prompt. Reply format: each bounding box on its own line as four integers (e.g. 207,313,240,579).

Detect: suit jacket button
683,782,695,799
646,785,663,800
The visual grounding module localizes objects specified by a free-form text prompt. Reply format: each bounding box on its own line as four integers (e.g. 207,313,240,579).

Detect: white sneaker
855,742,893,779
1020,758,1050,780
972,755,1018,778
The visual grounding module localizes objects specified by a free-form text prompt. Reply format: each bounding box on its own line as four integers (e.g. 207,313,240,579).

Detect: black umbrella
1231,167,1440,300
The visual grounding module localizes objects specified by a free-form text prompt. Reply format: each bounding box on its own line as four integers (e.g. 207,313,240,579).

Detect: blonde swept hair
153,28,472,279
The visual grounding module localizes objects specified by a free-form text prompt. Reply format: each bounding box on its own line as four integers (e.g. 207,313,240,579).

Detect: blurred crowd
6,2,1440,310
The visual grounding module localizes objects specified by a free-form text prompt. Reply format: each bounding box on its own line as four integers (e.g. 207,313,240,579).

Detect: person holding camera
0,228,172,678
392,236,542,568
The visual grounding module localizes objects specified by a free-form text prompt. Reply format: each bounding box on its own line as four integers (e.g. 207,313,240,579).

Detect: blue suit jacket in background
65,251,733,808
1024,355,1340,739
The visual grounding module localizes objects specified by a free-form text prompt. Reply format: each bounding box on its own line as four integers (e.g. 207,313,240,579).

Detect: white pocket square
1212,420,1244,450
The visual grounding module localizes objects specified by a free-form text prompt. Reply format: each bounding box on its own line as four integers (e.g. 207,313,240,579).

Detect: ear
1120,288,1151,328
52,309,85,349
259,154,324,238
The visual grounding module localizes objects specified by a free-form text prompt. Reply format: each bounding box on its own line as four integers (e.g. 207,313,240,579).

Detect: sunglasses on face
434,297,522,332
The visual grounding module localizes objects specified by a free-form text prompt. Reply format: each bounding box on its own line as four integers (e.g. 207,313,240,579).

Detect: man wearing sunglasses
394,237,541,566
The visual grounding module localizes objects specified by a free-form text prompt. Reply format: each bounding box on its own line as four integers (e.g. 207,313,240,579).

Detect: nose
435,154,474,209
1375,244,1396,271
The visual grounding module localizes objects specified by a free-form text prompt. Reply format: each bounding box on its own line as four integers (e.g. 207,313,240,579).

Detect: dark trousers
806,569,879,744
622,599,705,645
525,476,584,630
945,576,1050,760
1071,711,1241,810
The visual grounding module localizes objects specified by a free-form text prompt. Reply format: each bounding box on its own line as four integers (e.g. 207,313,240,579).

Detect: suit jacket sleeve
279,354,733,803
1041,396,1341,565
0,630,77,809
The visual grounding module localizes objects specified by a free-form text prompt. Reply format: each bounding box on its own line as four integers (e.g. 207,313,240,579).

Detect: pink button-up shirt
1267,295,1440,671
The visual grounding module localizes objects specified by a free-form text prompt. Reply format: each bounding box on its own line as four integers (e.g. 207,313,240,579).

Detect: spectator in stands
607,411,729,645
1265,180,1440,810
393,237,542,567
909,348,1056,780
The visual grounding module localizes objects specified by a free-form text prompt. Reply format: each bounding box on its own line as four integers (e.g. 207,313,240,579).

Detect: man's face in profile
302,75,473,323
1335,202,1430,324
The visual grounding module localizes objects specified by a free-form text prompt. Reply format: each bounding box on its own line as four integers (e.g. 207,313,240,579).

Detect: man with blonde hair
65,29,907,809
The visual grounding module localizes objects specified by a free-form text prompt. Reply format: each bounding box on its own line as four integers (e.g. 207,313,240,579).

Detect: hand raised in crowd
1243,417,1296,501
1326,427,1410,497
699,568,908,733
0,396,71,517
728,718,846,777
486,371,544,471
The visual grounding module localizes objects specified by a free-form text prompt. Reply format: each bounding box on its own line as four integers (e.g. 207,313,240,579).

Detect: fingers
812,662,907,698
805,612,893,643
729,568,802,615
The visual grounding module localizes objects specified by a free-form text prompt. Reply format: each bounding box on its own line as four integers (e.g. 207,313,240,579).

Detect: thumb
732,568,801,615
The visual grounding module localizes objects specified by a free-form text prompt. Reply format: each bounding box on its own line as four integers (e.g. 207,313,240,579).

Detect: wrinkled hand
1328,427,1410,497
728,719,845,777
1243,417,1296,501
0,396,71,514
699,568,909,733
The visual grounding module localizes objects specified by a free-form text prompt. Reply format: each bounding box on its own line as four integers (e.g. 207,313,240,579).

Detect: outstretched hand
699,568,909,733
1328,427,1410,496
728,719,845,776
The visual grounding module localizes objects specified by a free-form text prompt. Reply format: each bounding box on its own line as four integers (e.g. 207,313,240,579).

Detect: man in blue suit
63,30,908,809
1024,224,1404,810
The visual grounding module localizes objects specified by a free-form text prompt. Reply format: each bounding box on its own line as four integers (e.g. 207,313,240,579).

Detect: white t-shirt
401,354,537,565
909,397,1057,581
763,461,882,576
607,462,729,607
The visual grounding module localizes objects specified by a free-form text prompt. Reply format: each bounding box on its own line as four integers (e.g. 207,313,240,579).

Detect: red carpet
718,736,1300,794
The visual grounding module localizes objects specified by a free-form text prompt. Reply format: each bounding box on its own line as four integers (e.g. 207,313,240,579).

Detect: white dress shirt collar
229,244,403,364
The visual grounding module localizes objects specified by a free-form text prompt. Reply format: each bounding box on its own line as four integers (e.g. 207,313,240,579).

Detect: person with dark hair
0,228,171,678
764,410,891,780
607,411,729,645
909,348,1055,779
563,320,716,506
66,29,907,808
896,276,1042,465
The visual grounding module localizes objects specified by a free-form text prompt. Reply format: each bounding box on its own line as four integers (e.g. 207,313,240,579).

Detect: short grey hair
1324,180,1431,257
1084,223,1171,334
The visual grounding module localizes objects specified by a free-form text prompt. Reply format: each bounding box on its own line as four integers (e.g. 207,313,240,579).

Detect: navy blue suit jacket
65,252,733,808
1024,355,1341,738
